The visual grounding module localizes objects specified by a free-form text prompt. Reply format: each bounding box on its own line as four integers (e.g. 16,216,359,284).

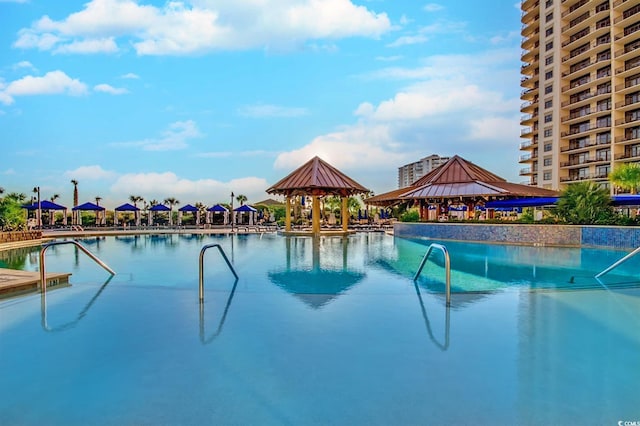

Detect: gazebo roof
207,204,228,212
366,155,558,206
266,156,369,197
234,204,257,212
22,200,67,210
178,204,199,212
149,204,170,211
72,201,105,211
115,203,139,211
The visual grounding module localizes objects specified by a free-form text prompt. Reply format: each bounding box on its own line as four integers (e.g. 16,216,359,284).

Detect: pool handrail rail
40,239,116,294
595,245,640,278
413,243,451,307
198,243,239,302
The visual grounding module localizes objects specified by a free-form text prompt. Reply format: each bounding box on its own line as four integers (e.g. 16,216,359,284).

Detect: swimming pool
1,233,639,425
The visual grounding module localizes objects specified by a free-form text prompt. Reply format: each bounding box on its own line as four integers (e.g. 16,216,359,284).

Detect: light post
230,191,234,232
33,186,41,230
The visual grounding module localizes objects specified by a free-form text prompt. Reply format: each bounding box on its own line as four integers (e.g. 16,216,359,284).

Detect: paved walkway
0,268,71,299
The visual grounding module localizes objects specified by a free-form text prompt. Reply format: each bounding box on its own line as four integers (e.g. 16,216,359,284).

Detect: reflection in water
269,236,365,309
40,275,113,332
413,281,450,351
0,246,40,270
199,279,238,345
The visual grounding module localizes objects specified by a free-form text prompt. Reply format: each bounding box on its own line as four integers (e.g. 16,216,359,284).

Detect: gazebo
114,203,140,226
178,204,200,226
366,155,558,220
207,204,229,225
72,202,105,226
148,204,170,226
22,200,68,227
266,156,370,235
233,204,258,225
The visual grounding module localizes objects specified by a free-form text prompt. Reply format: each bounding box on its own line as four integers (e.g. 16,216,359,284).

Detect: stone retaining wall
394,223,640,249
0,231,42,244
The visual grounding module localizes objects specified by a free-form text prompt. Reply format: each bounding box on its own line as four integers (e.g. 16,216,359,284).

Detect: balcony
616,115,640,127
615,98,640,110
521,3,539,24
615,59,640,77
614,4,640,25
615,21,640,42
522,15,540,37
520,138,539,149
615,133,640,144
562,0,589,19
614,0,631,9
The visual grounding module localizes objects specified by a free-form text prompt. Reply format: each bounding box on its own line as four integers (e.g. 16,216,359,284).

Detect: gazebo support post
285,195,292,232
312,196,321,234
341,197,349,232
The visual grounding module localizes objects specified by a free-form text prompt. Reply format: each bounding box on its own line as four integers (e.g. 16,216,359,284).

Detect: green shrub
400,209,420,222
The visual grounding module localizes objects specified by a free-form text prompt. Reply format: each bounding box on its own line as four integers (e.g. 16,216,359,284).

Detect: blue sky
0,0,522,209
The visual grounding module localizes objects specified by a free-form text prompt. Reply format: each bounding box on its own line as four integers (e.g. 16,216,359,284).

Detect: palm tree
164,197,180,226
555,181,613,224
95,196,102,206
609,163,640,194
71,179,79,206
236,194,247,206
0,187,4,195
129,195,144,208
50,194,60,202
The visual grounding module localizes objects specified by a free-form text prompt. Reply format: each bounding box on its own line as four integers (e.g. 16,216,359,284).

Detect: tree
129,195,144,208
50,194,60,202
71,179,79,206
609,163,640,194
555,181,613,224
0,192,27,231
164,197,180,225
236,194,247,206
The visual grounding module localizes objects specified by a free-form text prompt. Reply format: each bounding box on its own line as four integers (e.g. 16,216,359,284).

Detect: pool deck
0,268,71,299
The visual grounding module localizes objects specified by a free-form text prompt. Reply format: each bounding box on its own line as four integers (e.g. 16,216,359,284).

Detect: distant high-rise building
398,154,450,188
519,0,640,193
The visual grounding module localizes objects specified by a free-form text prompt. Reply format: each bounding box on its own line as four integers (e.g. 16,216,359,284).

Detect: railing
413,243,451,306
595,246,640,278
199,279,238,344
40,240,116,294
198,243,239,302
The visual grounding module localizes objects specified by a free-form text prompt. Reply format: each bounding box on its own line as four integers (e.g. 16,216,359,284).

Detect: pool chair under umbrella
114,203,140,226
178,204,199,226
207,204,228,225
148,204,171,226
72,201,105,226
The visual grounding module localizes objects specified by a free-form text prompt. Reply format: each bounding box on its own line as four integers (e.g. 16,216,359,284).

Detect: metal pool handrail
595,245,640,278
40,240,116,294
413,243,451,307
199,243,239,302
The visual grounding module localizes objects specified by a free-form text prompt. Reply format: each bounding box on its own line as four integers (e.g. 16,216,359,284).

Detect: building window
545,55,553,65
596,115,611,128
545,0,552,7
546,41,553,51
596,132,611,144
545,99,553,109
544,113,552,123
546,13,553,22
544,157,552,166
543,171,552,180
544,143,553,152
544,128,553,137
545,27,553,36
545,85,553,94
545,70,553,80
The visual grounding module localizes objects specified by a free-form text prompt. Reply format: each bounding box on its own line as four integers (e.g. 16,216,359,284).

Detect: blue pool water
0,233,639,425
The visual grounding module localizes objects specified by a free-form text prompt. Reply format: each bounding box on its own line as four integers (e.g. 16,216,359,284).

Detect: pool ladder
40,240,116,294
595,245,640,278
199,243,238,302
413,243,451,306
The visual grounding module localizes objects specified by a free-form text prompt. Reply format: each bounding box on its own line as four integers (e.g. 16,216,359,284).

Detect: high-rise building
397,154,450,188
519,0,640,193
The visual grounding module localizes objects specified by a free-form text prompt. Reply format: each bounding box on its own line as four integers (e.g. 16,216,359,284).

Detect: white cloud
110,172,269,205
0,70,88,104
275,48,523,190
53,37,118,54
423,3,444,12
64,165,117,181
12,61,36,71
375,55,402,62
238,104,309,118
14,0,391,56
121,72,140,79
386,34,428,48
94,83,128,95
2,168,15,175
113,120,203,151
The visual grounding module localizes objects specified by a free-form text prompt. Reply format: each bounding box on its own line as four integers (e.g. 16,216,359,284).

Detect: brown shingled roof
365,154,558,206
266,156,370,197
